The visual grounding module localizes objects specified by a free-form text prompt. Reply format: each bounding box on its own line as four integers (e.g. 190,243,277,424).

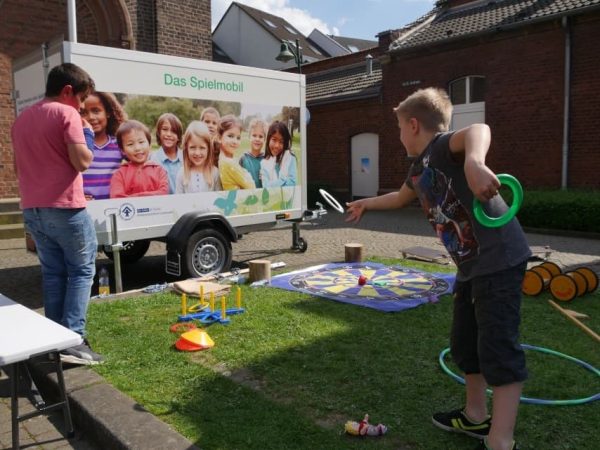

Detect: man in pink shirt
12,63,103,365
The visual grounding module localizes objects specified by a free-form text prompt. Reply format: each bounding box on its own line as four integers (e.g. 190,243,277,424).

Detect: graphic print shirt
405,132,530,280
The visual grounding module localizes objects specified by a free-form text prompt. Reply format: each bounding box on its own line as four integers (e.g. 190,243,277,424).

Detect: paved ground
1,207,599,449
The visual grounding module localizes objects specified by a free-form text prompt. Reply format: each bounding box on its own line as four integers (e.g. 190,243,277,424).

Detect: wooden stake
345,243,363,263
249,259,271,282
548,300,600,343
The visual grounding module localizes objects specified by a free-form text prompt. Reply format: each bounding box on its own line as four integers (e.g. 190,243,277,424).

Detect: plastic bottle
98,267,110,296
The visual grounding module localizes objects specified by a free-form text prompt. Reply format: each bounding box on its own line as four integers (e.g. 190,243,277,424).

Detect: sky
212,0,436,41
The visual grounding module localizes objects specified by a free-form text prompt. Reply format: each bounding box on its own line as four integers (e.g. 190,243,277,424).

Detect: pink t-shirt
11,99,87,209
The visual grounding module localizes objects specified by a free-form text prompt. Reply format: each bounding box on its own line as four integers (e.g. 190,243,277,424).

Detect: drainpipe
561,16,571,189
366,54,373,76
67,0,77,42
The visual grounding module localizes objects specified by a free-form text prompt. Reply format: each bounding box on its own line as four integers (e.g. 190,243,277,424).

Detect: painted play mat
266,263,455,312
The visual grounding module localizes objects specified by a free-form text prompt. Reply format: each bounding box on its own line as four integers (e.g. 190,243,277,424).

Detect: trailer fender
166,212,238,254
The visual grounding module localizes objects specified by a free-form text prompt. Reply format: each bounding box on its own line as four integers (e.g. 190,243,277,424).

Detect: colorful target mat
266,263,455,312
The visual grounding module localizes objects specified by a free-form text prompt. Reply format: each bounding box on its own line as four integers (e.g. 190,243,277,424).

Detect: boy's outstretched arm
449,123,499,202
346,183,416,223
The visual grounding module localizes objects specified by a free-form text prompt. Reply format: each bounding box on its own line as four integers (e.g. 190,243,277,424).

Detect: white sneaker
60,343,104,365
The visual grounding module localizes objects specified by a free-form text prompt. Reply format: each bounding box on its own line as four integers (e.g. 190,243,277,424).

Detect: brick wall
307,98,384,201
156,0,212,59
378,17,600,190
306,13,600,194
382,23,564,189
568,14,600,188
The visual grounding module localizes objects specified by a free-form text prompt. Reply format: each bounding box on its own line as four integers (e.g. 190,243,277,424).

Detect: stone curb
29,359,200,450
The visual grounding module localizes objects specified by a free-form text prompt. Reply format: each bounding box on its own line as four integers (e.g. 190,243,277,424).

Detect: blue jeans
23,208,97,336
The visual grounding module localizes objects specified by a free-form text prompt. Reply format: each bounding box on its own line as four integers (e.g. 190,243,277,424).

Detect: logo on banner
119,203,135,220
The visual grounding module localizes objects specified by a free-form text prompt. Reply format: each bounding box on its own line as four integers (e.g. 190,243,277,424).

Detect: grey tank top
406,132,531,280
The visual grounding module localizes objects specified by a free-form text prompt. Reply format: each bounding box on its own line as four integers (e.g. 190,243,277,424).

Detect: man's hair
45,63,95,97
393,87,452,132
116,120,152,149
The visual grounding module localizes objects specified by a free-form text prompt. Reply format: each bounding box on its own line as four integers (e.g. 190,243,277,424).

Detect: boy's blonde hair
393,87,452,132
200,106,221,121
248,118,268,136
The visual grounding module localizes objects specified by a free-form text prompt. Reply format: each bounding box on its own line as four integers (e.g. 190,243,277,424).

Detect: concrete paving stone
22,414,59,438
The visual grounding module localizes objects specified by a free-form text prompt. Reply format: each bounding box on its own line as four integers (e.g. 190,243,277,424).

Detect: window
449,76,485,129
449,76,485,105
284,25,298,35
347,44,360,53
307,44,322,56
263,18,277,28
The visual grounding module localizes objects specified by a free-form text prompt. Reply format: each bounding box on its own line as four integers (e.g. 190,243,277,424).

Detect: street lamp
276,38,302,74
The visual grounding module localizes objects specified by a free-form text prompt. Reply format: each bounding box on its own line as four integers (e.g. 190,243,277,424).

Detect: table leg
10,363,20,450
53,351,75,437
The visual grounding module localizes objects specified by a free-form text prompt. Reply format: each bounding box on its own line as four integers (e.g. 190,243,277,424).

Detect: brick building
0,0,212,199
304,0,600,200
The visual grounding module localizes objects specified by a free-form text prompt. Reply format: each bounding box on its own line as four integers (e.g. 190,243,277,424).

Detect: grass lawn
87,258,600,450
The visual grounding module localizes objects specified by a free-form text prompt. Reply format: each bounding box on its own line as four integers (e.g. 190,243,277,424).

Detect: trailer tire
104,239,151,264
296,237,308,253
184,229,232,278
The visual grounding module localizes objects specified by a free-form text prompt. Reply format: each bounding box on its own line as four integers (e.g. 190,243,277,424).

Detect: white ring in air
319,189,344,213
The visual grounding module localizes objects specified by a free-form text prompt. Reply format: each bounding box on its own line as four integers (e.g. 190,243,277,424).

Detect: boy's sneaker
474,438,520,450
60,340,104,366
432,408,491,439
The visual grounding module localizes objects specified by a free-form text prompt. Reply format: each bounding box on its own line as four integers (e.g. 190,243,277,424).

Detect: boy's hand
345,200,367,223
465,160,500,202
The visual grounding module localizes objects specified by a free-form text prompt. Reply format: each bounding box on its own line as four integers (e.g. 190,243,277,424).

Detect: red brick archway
0,0,132,198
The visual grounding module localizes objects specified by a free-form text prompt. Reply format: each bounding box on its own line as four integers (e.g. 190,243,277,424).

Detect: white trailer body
12,42,316,278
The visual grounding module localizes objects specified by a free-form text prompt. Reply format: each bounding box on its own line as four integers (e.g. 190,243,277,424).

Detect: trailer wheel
104,239,151,264
184,229,232,278
296,237,308,253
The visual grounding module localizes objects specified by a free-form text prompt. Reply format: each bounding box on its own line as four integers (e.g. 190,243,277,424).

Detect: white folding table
0,293,82,450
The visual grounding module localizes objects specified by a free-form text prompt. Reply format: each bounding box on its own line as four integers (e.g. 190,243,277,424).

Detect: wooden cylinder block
249,259,271,283
345,243,364,263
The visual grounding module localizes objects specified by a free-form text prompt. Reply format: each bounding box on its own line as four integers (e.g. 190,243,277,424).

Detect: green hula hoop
473,174,523,228
438,344,600,406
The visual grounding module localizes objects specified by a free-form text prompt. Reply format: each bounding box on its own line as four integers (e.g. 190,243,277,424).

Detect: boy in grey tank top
346,88,529,450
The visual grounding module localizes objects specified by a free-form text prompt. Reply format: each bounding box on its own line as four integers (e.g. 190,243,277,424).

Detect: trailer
12,41,324,281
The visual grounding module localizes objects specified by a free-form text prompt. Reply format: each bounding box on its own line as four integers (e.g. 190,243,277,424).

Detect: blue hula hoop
438,344,600,406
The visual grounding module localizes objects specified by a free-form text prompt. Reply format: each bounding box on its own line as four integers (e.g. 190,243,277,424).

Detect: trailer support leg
109,213,124,293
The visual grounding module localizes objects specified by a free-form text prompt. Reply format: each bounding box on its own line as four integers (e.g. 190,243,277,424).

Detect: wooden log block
345,243,364,263
249,259,272,282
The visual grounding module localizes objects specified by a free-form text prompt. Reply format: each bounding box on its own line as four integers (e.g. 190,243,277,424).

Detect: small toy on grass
175,328,214,352
178,287,245,325
344,414,387,436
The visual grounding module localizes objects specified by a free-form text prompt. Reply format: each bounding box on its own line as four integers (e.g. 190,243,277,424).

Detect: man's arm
67,143,94,172
345,183,417,223
449,124,499,201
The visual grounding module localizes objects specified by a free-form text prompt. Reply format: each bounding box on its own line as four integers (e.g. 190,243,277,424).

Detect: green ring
473,174,523,228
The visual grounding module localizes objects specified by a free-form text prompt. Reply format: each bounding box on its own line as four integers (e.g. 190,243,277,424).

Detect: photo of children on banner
175,121,221,193
239,118,268,188
260,121,297,187
110,120,169,198
81,91,127,200
149,112,184,194
215,114,256,190
200,106,220,136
